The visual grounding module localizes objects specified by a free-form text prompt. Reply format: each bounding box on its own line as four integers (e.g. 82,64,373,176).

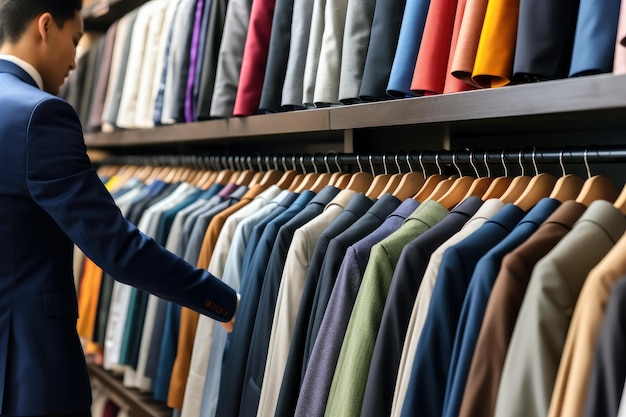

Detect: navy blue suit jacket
0,60,237,415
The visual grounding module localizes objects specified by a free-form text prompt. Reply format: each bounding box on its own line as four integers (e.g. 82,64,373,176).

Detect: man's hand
220,293,240,333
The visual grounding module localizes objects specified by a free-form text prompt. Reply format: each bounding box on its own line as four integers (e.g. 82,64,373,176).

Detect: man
0,1,238,416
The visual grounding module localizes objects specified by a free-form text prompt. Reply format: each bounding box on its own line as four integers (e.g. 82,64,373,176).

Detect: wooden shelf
88,362,171,417
82,0,149,31
85,108,334,151
84,74,626,152
330,73,626,130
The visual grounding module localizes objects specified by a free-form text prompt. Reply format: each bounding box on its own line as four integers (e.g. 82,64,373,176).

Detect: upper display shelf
82,0,148,31
83,73,626,149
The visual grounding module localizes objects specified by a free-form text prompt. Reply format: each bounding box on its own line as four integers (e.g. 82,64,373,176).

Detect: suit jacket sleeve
25,97,237,322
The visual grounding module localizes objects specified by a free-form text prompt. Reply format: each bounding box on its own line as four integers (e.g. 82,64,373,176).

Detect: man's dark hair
0,0,82,45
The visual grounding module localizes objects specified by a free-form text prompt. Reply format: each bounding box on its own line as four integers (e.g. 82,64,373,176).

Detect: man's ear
36,13,54,42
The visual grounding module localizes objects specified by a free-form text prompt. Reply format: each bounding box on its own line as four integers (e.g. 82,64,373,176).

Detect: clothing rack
99,145,626,173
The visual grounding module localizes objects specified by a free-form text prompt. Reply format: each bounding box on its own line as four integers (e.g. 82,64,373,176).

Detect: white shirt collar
0,55,44,90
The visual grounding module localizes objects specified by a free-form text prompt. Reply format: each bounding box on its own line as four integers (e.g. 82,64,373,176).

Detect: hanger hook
335,153,342,172
368,154,376,176
453,150,462,177
299,155,307,174
311,154,319,173
435,151,443,175
559,148,566,176
383,152,389,175
500,149,508,177
584,148,592,179
324,154,331,173
407,152,415,174
518,149,525,177
469,149,479,177
256,155,262,171
484,150,491,178
356,154,364,173
531,148,539,176
394,153,401,174
418,152,426,178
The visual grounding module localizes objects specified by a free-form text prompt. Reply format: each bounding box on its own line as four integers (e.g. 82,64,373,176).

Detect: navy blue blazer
0,60,237,416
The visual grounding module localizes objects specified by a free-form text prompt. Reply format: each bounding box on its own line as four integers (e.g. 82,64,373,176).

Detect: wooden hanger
293,155,322,193
386,153,425,200
513,149,557,211
548,149,584,202
271,156,300,189
325,153,346,186
233,156,257,186
365,155,394,198
435,152,475,209
412,151,447,202
307,154,335,192
613,182,626,215
480,151,513,200
344,171,374,193
499,150,533,203
575,148,619,206
459,150,495,201
341,155,373,193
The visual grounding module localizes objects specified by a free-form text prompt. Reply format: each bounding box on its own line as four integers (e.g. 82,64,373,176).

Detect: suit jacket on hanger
237,187,343,417
361,197,482,417
273,193,374,417
214,190,322,417
391,198,504,417
547,216,626,417
493,200,626,417
257,190,358,417
326,201,449,417
400,204,525,417
195,191,292,417
295,199,420,417
582,276,626,417
457,200,586,417
441,198,560,417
